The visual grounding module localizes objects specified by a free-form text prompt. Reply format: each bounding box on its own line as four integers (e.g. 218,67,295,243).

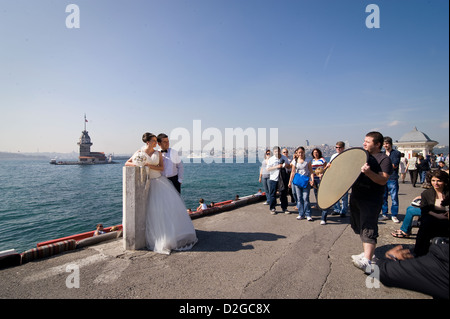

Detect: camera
430,237,449,245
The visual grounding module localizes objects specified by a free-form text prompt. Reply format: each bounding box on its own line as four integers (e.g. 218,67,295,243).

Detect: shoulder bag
293,173,309,188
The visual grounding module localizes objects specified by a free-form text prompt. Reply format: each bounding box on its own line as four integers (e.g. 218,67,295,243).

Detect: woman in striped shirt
311,148,327,209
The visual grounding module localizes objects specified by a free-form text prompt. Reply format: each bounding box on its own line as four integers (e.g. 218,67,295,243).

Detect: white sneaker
378,215,389,221
320,220,326,225
351,252,376,262
296,216,304,220
284,210,290,214
270,209,276,215
351,252,365,262
391,216,400,223
352,257,373,274
307,216,313,221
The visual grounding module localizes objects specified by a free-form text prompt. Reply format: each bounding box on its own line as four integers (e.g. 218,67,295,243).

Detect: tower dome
394,127,438,159
398,127,434,143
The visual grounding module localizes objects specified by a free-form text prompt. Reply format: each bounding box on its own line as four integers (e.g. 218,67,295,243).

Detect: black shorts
350,194,383,244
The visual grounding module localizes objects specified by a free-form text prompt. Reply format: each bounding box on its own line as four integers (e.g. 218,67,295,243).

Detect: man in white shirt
436,153,444,164
266,146,290,214
157,133,184,193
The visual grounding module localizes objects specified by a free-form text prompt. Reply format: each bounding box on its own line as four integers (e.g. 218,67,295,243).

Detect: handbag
293,173,309,188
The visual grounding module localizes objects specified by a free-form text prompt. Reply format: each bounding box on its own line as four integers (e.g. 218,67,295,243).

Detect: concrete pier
0,182,433,300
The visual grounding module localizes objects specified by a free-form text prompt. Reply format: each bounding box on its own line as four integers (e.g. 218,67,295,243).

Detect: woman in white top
125,132,197,254
310,148,327,204
399,153,408,183
288,147,315,221
407,153,419,187
259,150,271,204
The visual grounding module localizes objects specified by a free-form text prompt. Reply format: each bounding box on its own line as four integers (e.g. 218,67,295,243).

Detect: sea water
0,159,262,253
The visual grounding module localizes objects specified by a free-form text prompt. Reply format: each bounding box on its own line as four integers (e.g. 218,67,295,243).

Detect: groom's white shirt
161,148,184,183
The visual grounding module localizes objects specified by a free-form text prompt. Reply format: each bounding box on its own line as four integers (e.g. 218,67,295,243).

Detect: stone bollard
122,166,150,250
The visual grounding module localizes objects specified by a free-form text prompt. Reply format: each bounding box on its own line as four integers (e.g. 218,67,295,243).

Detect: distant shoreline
0,152,131,161
1,144,448,162
0,152,49,161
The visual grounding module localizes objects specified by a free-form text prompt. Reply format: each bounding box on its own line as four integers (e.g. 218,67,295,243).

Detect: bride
125,132,198,254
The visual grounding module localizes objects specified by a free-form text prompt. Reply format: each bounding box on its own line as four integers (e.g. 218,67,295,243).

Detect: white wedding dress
133,148,198,254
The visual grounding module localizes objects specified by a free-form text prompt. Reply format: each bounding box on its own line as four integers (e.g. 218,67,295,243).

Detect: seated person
197,198,207,211
414,170,449,256
94,224,105,236
391,196,421,238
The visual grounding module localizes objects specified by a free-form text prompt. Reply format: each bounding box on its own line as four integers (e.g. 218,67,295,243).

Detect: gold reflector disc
317,148,368,210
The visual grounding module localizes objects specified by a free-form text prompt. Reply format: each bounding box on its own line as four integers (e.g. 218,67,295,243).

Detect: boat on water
50,154,117,165
50,159,80,165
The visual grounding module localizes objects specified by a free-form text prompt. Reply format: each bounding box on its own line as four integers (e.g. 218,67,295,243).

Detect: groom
157,133,184,193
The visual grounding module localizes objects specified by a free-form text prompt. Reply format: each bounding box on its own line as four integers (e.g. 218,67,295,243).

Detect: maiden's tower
77,115,107,163
50,115,112,165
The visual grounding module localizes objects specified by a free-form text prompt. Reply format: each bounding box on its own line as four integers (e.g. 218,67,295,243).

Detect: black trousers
378,243,449,299
408,169,418,186
167,175,181,193
349,194,383,244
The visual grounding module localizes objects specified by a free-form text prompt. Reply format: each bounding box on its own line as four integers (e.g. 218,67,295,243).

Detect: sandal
391,230,410,238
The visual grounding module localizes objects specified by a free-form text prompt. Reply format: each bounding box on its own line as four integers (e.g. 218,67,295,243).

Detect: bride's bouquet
132,150,147,167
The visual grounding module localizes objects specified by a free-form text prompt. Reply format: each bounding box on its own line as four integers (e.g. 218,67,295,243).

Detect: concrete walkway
0,182,431,300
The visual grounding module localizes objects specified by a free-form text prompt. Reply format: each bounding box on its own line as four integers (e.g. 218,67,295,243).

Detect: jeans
261,176,270,203
268,180,288,211
292,184,312,218
333,191,349,215
382,179,399,217
313,178,328,221
420,170,428,183
400,205,421,234
321,209,328,222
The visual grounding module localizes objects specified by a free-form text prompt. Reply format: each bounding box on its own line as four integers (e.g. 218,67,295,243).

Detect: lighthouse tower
77,114,107,163
77,114,93,158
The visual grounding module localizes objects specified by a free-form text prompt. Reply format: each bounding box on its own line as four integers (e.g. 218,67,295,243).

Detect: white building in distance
394,127,438,159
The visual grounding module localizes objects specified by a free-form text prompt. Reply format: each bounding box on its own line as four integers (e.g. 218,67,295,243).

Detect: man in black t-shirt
351,131,393,274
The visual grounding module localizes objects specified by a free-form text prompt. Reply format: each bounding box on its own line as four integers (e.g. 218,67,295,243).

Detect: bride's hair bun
142,132,156,143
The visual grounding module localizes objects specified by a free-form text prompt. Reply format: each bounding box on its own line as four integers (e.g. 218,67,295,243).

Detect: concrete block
123,166,150,250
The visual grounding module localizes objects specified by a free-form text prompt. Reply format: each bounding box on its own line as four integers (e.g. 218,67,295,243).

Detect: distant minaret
77,114,93,157
305,139,310,147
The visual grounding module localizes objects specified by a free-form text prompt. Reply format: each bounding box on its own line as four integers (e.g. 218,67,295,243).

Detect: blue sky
0,0,448,154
